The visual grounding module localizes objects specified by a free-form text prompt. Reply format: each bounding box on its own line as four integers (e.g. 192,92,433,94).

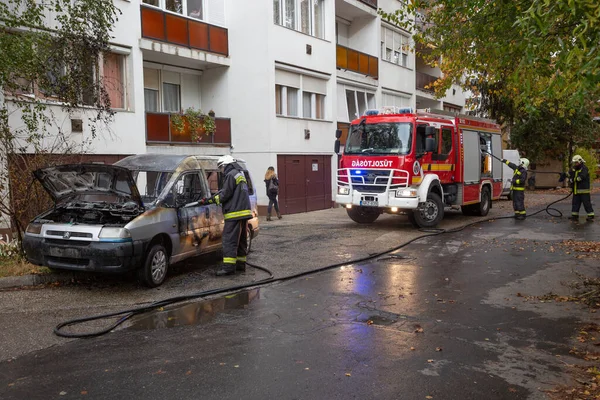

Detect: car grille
47,256,90,267
46,231,93,239
46,239,91,247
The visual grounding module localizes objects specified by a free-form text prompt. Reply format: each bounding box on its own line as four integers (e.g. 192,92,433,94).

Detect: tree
380,0,600,110
0,0,120,239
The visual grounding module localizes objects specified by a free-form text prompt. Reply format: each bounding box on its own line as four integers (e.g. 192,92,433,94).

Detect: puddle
126,289,260,330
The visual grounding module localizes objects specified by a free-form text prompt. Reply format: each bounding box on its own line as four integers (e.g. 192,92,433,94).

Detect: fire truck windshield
344,122,412,155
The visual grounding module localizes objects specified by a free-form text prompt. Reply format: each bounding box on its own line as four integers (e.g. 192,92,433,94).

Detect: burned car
22,155,259,287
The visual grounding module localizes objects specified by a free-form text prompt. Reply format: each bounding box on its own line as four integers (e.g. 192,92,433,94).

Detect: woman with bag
264,166,282,221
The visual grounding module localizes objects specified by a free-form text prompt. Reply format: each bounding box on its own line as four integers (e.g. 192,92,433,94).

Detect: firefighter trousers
221,219,249,270
571,194,594,217
512,190,526,216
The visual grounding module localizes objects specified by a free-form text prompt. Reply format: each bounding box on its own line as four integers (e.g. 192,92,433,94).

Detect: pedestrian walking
264,166,282,221
200,155,252,276
568,155,594,221
502,157,529,220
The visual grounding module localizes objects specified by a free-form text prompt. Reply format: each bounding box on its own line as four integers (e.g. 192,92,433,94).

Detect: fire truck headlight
396,189,417,198
338,186,350,195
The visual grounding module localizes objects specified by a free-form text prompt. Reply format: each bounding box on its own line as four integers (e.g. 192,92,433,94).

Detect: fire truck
334,107,503,228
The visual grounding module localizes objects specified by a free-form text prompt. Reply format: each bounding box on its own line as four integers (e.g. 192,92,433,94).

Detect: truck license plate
360,200,378,207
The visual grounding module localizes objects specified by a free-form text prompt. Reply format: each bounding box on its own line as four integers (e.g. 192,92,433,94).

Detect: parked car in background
501,150,521,199
22,155,259,287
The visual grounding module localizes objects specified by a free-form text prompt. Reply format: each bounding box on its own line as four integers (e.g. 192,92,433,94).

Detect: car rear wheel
347,206,380,224
138,244,169,288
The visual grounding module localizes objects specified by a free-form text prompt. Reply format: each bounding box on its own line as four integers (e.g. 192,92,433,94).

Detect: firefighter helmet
571,155,585,164
217,155,236,168
520,158,530,169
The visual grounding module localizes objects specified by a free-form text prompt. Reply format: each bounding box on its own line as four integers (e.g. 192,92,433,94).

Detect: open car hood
33,164,144,207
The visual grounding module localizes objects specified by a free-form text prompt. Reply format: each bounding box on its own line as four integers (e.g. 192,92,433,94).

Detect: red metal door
278,155,332,214
278,155,307,214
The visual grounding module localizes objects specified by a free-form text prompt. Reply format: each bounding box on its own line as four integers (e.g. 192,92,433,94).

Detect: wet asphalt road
1,197,598,400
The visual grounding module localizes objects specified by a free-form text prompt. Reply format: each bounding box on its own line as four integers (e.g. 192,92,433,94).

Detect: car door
173,171,210,258
202,169,224,251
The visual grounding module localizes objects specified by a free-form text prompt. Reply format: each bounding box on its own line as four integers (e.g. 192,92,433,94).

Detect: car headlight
396,189,418,198
338,186,350,195
99,227,132,242
26,223,42,235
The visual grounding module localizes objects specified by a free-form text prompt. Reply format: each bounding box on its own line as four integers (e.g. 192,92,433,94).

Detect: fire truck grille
352,184,387,193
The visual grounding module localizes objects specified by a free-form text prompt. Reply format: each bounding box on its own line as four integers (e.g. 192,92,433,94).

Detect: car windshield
132,171,173,206
345,122,412,155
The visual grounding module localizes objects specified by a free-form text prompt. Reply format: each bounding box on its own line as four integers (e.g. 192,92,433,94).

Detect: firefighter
200,155,253,276
502,157,529,220
568,155,594,221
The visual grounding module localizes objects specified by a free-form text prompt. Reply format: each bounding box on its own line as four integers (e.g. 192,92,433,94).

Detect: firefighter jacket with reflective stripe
568,164,591,194
503,160,527,191
207,163,252,220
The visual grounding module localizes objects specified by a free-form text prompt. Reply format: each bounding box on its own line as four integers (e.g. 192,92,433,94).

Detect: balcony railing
140,5,228,56
359,0,377,8
146,113,231,145
416,72,439,92
336,44,378,79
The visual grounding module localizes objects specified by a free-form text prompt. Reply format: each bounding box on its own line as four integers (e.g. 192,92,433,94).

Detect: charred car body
22,155,259,287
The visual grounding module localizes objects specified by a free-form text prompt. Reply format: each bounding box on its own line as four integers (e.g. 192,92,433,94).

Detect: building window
274,0,325,39
346,89,375,121
383,93,410,109
275,69,327,119
162,83,181,112
143,0,223,24
381,26,409,67
102,53,126,110
443,104,461,114
144,89,159,112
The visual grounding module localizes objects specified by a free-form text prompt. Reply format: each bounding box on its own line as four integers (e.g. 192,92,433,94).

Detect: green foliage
379,0,600,112
572,147,599,181
171,107,216,142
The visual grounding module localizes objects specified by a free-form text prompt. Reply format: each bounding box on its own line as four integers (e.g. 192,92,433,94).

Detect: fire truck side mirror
335,129,342,139
334,140,341,154
425,137,436,153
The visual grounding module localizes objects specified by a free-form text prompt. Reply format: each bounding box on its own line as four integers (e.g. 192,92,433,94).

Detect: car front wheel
138,244,169,288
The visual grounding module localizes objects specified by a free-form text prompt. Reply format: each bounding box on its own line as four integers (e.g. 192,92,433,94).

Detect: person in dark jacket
502,157,529,220
568,155,594,221
264,166,282,221
200,155,253,276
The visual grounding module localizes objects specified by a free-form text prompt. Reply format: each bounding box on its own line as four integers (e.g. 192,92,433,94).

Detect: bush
573,147,599,181
0,239,23,261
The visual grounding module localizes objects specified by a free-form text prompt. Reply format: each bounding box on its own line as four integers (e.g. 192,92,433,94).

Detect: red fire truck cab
334,108,503,228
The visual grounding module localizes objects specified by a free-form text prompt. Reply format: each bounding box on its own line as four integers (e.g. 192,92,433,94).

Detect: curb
0,272,77,290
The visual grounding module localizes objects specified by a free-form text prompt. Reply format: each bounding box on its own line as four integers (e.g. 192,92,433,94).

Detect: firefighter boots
236,262,246,272
266,214,272,221
277,212,282,219
216,265,235,276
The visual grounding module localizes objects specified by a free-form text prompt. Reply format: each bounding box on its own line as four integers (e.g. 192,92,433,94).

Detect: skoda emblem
63,232,71,239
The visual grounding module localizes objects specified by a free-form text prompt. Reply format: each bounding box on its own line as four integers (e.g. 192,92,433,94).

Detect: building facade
2,0,466,236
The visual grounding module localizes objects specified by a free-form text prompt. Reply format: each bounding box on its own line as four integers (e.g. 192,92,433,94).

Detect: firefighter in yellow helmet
502,157,529,220
568,155,594,221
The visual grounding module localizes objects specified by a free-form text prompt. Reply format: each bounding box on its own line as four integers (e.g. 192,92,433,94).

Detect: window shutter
302,75,327,95
207,0,225,26
143,68,160,90
275,69,301,88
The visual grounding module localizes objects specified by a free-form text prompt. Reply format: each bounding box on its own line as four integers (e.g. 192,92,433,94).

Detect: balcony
146,113,231,145
336,44,378,79
359,0,377,8
140,5,228,57
416,72,438,93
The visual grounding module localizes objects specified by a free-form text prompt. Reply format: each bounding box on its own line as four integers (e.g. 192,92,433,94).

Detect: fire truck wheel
462,187,491,216
408,192,444,228
347,206,380,224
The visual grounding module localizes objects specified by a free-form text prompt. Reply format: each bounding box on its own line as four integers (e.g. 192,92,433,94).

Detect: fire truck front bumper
336,190,419,210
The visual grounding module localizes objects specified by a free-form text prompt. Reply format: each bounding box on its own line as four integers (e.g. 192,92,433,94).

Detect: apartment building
2,0,466,237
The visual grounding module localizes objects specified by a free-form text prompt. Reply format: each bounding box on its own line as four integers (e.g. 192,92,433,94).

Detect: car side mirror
425,137,436,152
425,126,437,136
335,129,342,139
334,140,341,154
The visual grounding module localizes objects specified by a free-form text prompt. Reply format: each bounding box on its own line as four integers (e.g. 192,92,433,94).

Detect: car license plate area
360,200,378,207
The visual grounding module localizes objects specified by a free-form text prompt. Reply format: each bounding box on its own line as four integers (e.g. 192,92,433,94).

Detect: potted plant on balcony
171,107,216,142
